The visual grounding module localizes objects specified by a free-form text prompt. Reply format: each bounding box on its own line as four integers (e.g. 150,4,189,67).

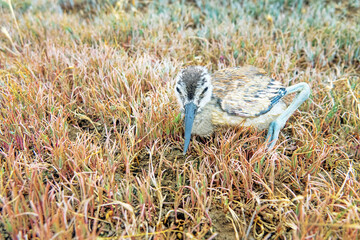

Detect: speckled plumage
212,66,286,117
191,98,287,137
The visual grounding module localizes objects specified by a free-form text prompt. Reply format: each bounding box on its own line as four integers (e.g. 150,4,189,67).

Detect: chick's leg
266,82,311,150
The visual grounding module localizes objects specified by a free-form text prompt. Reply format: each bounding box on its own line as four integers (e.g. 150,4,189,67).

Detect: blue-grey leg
266,82,311,150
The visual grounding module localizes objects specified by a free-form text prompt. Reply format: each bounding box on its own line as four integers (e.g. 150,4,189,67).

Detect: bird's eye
199,87,208,98
201,87,208,95
176,87,181,94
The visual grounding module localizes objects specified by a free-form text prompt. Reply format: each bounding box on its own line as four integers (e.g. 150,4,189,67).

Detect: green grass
0,0,359,239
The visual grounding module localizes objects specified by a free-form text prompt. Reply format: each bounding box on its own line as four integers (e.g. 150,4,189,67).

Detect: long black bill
183,102,197,154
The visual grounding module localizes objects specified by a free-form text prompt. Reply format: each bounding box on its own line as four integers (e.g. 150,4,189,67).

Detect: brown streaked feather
212,66,286,117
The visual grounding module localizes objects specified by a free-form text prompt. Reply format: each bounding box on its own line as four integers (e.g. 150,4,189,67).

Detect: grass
0,0,359,239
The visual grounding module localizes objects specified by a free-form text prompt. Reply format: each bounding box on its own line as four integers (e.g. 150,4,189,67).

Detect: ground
0,0,359,239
